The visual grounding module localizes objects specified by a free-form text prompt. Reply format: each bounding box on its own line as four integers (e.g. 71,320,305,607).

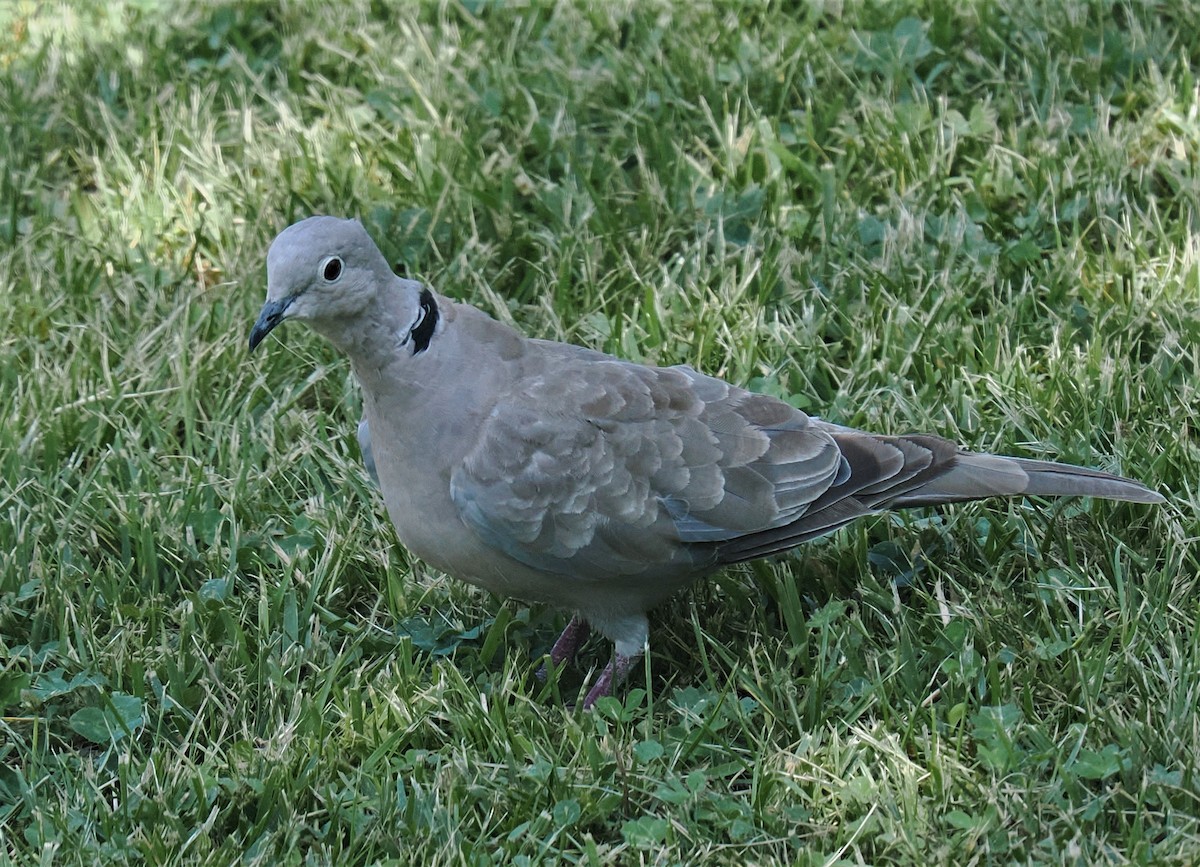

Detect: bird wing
449,351,1163,578
448,359,845,581
357,418,379,484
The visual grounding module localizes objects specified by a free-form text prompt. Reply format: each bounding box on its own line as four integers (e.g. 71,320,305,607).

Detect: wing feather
449,358,846,576
448,353,1160,576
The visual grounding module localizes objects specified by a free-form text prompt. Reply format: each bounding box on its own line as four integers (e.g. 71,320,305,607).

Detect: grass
1,0,1198,863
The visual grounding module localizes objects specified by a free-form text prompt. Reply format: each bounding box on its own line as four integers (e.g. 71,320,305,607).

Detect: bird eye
320,256,344,282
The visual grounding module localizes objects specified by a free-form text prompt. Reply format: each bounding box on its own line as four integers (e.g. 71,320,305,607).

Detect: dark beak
249,297,294,352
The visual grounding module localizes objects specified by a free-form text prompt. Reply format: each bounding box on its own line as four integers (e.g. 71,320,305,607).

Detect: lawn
1,0,1198,863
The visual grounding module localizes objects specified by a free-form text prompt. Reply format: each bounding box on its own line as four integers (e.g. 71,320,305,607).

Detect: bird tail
889,453,1165,507
716,438,1163,565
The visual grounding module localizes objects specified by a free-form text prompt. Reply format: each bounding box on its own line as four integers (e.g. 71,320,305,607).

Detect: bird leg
536,615,591,681
582,649,641,709
550,615,591,666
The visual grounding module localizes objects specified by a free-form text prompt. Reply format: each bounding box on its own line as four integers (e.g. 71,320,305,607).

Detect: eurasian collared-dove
249,216,1164,708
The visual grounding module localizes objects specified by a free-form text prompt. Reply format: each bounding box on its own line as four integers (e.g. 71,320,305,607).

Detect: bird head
249,216,396,352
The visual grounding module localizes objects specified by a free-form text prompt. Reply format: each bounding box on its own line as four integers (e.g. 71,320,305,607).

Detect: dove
249,216,1164,708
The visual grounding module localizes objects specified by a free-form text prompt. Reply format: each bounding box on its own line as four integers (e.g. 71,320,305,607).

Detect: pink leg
550,616,591,666
582,650,641,709
536,616,591,681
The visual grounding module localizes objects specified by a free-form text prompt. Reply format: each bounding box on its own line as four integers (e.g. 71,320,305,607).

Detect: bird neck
308,281,429,371
309,309,398,366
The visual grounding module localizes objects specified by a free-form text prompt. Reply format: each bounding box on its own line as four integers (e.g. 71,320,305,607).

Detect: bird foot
535,615,591,682
581,651,640,709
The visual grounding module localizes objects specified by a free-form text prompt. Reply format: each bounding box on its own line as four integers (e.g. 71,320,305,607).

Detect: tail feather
1012,456,1166,503
716,430,1163,564
890,453,1166,507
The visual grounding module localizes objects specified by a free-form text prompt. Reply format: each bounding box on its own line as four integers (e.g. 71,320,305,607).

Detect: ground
0,1,1197,863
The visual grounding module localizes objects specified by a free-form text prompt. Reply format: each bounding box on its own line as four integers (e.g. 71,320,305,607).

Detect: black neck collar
406,289,438,355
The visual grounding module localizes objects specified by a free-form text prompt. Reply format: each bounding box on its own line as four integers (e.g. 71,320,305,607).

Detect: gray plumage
356,418,378,484
250,216,1164,707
